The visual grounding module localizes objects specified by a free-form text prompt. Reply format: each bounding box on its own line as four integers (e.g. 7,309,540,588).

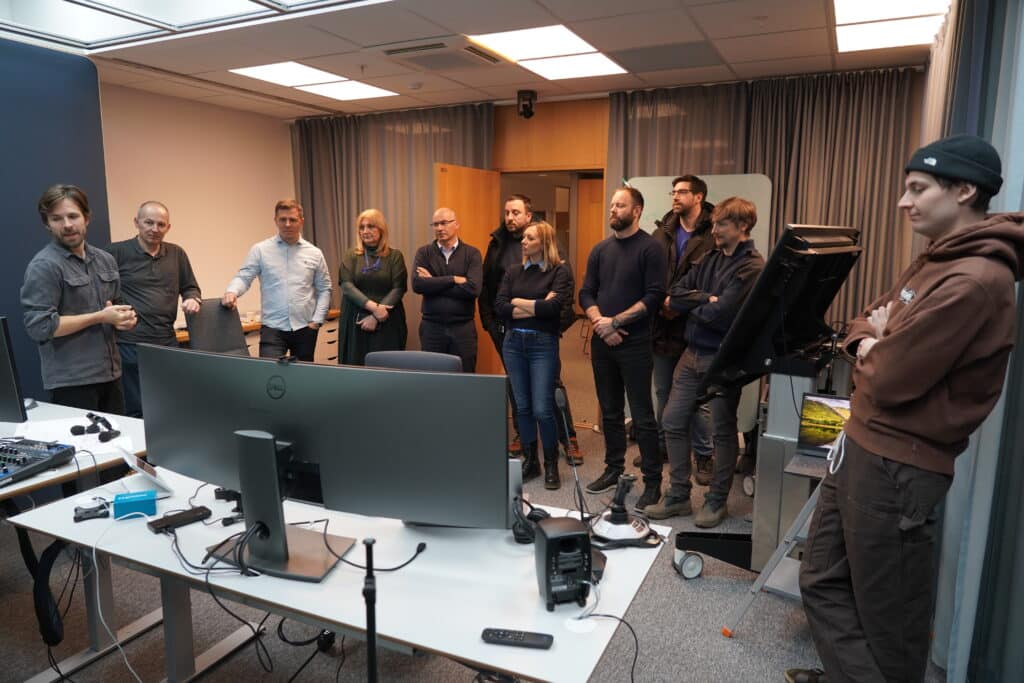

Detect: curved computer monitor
139,345,510,529
0,317,28,423
700,224,862,396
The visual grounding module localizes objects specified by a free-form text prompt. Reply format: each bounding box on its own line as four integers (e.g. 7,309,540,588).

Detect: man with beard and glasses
579,187,667,512
106,201,201,417
21,184,137,413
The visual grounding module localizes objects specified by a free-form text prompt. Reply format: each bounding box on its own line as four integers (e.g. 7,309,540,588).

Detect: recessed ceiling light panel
836,15,946,52
833,0,951,26
230,61,346,86
297,81,399,101
518,53,626,80
468,25,596,62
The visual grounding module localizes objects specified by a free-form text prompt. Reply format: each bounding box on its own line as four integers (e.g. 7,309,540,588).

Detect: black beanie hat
905,134,1003,196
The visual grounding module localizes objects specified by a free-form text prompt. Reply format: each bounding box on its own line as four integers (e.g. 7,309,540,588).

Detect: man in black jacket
645,197,764,528
648,176,716,482
412,207,482,372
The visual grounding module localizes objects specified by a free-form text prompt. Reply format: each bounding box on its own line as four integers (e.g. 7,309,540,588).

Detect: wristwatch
611,318,621,330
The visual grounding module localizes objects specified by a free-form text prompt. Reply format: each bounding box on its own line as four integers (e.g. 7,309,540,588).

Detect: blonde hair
523,221,561,271
354,208,391,256
274,198,304,218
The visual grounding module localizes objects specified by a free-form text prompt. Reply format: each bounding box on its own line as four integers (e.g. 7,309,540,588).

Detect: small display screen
796,393,851,457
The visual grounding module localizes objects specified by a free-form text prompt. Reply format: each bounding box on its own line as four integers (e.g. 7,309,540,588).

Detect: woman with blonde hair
337,209,408,364
494,221,574,489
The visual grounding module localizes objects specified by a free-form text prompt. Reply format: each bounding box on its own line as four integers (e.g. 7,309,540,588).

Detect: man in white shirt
222,199,331,361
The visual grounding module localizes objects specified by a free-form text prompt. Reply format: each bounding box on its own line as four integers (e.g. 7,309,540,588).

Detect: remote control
147,506,212,534
481,628,553,650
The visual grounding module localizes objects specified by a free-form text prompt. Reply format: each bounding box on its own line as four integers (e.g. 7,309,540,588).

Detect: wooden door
433,163,502,375
575,178,606,311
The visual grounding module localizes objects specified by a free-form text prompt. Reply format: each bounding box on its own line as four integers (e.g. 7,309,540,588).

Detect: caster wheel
743,474,755,497
679,551,703,579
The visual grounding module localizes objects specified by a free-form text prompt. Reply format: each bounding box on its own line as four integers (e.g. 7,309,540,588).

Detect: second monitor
139,345,510,529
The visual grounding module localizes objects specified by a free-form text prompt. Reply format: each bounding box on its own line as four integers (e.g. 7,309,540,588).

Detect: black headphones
511,496,550,544
33,539,69,647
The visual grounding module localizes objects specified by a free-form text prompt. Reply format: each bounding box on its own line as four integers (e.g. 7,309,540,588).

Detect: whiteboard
626,174,773,255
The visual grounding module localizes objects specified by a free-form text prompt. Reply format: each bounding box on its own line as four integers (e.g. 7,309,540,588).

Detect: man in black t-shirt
579,187,667,512
106,201,201,417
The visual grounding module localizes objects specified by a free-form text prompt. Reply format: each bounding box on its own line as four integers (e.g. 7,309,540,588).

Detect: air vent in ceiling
384,42,447,56
463,45,501,64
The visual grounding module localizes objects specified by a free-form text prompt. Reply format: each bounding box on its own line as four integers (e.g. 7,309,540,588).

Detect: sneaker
634,484,661,512
642,494,692,519
566,437,584,465
586,467,623,494
784,669,827,683
695,500,728,528
694,456,714,486
508,437,522,458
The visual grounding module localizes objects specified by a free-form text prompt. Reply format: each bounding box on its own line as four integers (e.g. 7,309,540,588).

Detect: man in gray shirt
222,199,331,362
21,184,137,413
106,201,202,417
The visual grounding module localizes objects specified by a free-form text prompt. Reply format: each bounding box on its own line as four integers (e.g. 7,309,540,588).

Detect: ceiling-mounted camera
517,89,536,119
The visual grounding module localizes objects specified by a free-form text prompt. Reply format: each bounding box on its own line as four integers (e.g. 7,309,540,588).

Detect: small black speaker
534,517,591,611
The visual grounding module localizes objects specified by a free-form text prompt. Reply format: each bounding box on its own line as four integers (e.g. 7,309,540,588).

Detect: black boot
543,446,561,490
522,442,541,482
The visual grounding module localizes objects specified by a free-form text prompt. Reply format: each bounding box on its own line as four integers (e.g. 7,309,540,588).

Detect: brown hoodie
843,212,1024,475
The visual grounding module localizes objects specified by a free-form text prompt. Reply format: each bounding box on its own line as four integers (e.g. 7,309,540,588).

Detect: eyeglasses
430,219,456,228
669,189,693,197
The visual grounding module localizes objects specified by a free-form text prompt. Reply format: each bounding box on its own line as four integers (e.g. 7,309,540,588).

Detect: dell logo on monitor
266,375,286,400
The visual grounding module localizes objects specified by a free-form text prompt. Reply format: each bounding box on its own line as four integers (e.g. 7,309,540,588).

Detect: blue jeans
654,351,712,459
502,329,559,454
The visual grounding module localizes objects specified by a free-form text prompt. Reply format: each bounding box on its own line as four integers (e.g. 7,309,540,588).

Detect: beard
609,215,631,232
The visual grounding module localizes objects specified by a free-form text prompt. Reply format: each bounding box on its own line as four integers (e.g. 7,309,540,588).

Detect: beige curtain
291,104,493,339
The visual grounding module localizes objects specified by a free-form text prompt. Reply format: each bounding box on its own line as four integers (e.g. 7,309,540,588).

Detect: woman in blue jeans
495,221,574,489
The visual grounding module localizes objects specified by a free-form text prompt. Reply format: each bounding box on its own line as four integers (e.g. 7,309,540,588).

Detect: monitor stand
207,430,354,582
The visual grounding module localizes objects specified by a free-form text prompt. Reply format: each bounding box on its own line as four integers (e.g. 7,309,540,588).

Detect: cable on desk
574,580,639,683
315,519,428,572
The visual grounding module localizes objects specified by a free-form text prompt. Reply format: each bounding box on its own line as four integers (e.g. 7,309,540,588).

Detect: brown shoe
508,436,522,458
694,501,728,528
642,495,692,520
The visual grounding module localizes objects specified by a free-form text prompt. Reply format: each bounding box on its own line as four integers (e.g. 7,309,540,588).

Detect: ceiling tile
226,21,361,60
125,79,225,99
834,46,930,71
692,0,828,39
554,73,646,93
609,42,722,73
303,51,415,80
363,72,468,94
352,94,432,112
731,55,833,79
100,33,280,74
570,10,704,51
717,28,831,63
396,0,558,34
198,93,333,117
443,63,550,88
411,88,495,105
312,4,450,48
536,0,681,22
477,82,571,99
188,71,340,109
634,64,738,87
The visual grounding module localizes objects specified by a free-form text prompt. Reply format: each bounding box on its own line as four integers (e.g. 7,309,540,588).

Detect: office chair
184,298,250,356
364,350,463,372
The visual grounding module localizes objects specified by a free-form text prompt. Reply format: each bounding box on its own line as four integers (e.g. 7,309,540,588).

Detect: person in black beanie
787,135,1024,683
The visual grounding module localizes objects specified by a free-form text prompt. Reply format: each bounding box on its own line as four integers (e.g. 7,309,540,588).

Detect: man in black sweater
649,175,716,481
412,207,482,372
645,197,765,528
579,187,668,511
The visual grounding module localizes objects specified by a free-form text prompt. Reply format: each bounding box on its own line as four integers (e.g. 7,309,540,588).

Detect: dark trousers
590,333,661,484
799,435,952,683
118,340,177,418
50,379,125,415
259,325,318,362
662,349,741,505
420,319,477,373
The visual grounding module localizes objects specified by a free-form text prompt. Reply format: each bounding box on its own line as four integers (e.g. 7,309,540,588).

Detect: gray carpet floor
1,321,946,682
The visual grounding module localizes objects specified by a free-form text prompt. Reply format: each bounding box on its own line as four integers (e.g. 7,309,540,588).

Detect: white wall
99,84,296,319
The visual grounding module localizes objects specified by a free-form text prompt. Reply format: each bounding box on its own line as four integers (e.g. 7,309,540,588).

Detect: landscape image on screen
798,395,851,454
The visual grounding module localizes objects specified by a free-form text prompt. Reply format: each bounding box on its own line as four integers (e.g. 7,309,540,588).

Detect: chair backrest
185,299,249,356
364,350,463,372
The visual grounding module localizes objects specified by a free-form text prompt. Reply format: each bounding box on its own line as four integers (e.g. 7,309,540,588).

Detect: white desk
0,401,147,501
2,401,158,683
12,468,668,683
